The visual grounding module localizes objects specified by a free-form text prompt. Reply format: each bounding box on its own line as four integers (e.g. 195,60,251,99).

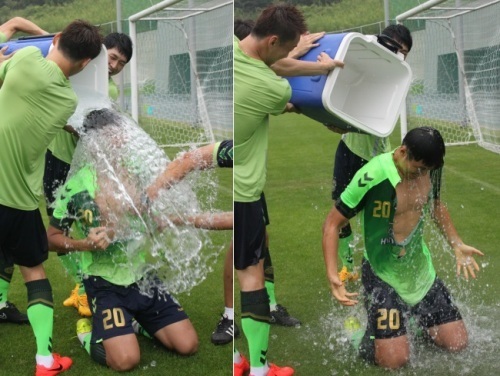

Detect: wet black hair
82,108,120,133
402,127,445,169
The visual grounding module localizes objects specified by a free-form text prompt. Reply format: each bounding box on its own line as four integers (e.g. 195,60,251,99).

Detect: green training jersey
48,76,121,165
108,77,119,101
50,165,146,286
337,151,436,306
234,37,291,202
0,31,7,43
343,133,391,162
0,46,77,210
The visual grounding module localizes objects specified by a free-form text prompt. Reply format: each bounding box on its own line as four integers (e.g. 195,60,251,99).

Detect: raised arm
0,17,48,40
322,205,358,306
146,143,216,200
271,52,344,77
432,199,484,279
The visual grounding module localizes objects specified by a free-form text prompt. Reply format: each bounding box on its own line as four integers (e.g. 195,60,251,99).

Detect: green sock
339,232,354,272
0,258,14,304
241,289,270,367
26,279,54,356
79,332,91,353
265,281,277,311
0,277,10,304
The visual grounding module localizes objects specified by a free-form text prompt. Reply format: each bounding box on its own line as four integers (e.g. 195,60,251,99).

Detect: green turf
235,113,500,376
0,166,232,376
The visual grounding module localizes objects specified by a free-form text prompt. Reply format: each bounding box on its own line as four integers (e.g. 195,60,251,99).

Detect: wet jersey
337,151,438,306
50,165,146,286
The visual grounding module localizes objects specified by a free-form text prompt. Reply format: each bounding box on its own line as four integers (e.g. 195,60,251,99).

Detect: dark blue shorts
362,259,462,339
83,275,189,343
0,204,48,267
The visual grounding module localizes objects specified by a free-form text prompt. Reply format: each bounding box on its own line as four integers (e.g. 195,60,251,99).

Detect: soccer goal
396,0,500,154
128,0,233,148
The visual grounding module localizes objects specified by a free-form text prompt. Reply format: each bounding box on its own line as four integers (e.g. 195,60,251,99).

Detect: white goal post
128,0,233,148
396,0,500,154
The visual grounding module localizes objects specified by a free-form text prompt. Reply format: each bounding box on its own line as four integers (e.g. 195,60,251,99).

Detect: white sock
77,331,91,344
224,307,234,320
233,349,242,364
36,354,54,368
250,363,269,376
0,302,6,309
270,303,277,311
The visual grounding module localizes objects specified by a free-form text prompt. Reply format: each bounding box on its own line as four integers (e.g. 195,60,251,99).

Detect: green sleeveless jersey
50,165,146,286
337,151,436,306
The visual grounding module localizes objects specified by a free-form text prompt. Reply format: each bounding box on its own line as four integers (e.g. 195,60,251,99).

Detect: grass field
0,164,232,376
235,114,500,376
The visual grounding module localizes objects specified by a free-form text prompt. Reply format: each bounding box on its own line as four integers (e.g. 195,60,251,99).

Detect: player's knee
175,335,199,356
375,343,410,370
107,352,140,371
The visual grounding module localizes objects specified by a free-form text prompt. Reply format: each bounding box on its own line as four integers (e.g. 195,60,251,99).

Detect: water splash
64,108,223,295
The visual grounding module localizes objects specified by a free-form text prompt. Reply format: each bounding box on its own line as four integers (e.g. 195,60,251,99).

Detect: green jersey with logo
50,165,146,286
337,151,436,306
234,36,291,202
0,46,77,210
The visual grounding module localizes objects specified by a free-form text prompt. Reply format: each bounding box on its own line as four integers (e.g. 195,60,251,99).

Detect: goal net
396,0,500,154
127,0,233,148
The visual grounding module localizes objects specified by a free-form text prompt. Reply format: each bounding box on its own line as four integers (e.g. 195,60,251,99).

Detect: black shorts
362,259,462,339
0,204,48,267
260,192,270,226
83,275,189,342
43,150,71,217
332,140,368,200
234,200,266,270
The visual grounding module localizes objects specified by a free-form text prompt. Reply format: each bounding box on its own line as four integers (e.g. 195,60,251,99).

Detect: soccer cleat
76,318,92,335
0,301,29,324
338,266,359,283
270,305,301,327
211,314,239,345
77,294,91,317
63,284,80,308
35,353,72,376
233,355,250,376
265,363,294,376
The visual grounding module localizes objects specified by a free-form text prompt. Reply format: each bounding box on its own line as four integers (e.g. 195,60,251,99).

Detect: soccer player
0,17,49,326
43,32,133,317
331,25,413,283
47,109,198,372
234,5,322,376
0,19,102,376
322,127,484,369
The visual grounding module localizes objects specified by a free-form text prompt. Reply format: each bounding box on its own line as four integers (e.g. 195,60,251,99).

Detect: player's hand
317,52,344,72
284,102,299,113
328,274,359,306
86,226,111,250
0,46,14,65
454,243,484,280
288,31,325,59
